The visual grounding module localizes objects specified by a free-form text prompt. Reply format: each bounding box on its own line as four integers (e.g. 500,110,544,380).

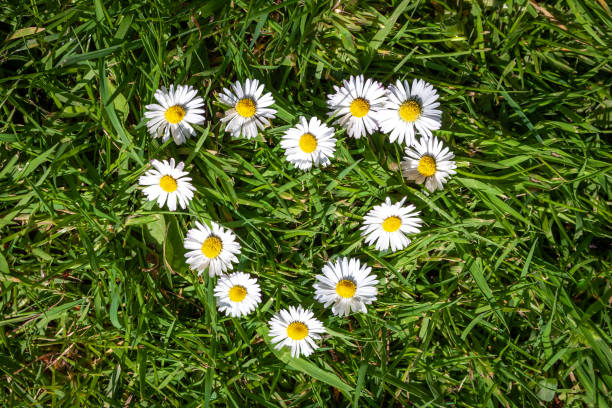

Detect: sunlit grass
0,0,610,406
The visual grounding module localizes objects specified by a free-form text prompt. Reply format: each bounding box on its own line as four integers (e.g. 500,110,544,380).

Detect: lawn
0,0,610,407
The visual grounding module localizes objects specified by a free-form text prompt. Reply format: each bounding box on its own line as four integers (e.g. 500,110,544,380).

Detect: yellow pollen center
159,175,177,192
417,156,437,177
236,98,256,117
299,133,318,153
165,105,186,124
228,285,247,302
399,100,422,122
350,98,370,118
287,322,308,340
382,216,402,232
201,236,223,258
336,279,356,298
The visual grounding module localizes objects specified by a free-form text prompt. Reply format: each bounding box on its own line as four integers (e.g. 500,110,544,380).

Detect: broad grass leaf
468,257,508,330
164,217,185,273
536,378,557,402
109,284,122,329
142,214,165,246
0,251,9,274
256,326,354,395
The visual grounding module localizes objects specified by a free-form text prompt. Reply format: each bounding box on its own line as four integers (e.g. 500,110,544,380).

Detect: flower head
402,136,456,192
280,116,337,170
360,197,422,252
144,84,205,145
138,158,195,211
314,257,378,316
268,306,325,358
219,79,277,139
378,79,441,145
327,75,387,139
184,221,241,277
214,272,261,317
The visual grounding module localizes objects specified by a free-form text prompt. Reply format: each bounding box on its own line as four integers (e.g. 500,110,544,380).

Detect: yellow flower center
228,285,247,302
382,216,402,232
335,279,356,298
299,133,318,153
201,236,222,258
286,322,308,340
236,98,256,117
350,98,370,118
398,100,421,122
417,156,437,177
159,175,177,192
165,105,186,124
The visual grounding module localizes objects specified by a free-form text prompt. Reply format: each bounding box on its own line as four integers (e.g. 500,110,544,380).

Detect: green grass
0,0,610,406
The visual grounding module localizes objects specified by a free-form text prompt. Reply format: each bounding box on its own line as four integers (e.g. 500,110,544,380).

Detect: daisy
219,78,277,139
144,84,205,145
313,257,378,317
360,197,422,252
327,75,387,139
183,221,241,277
214,272,261,317
268,305,325,358
378,78,441,145
401,136,457,192
280,116,337,170
138,158,195,211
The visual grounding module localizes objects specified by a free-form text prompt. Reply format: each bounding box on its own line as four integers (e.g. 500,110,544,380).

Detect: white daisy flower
402,136,457,192
144,84,205,145
183,221,241,277
378,78,441,145
280,116,337,171
268,305,325,358
326,75,387,139
219,78,277,139
313,257,378,317
138,158,195,211
360,197,422,252
214,272,261,317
